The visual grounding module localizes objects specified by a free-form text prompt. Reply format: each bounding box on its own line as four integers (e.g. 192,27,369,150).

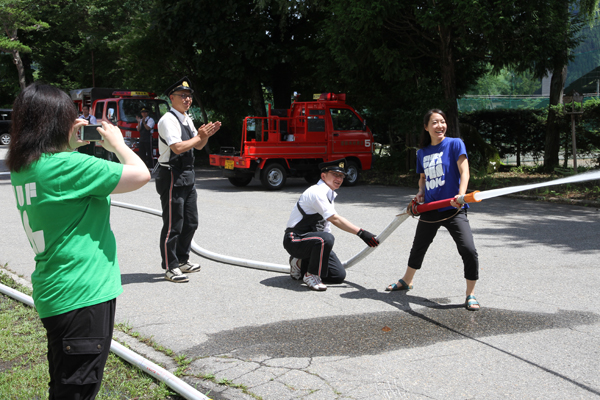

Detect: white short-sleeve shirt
139,116,155,133
286,180,338,233
79,114,97,124
157,108,196,165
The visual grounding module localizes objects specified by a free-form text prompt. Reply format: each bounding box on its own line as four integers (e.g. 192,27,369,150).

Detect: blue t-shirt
416,137,468,212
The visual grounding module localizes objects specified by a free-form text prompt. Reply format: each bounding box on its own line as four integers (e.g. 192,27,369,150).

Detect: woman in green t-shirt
7,83,151,399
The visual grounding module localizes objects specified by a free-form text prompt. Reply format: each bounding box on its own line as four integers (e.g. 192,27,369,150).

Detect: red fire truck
70,88,170,162
209,93,374,190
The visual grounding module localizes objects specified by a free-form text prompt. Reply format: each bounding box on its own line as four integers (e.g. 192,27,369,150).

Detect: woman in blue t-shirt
386,109,480,311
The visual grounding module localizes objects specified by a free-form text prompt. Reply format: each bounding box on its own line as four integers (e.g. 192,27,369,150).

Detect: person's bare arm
328,214,379,247
415,173,426,202
95,121,150,194
450,154,470,208
327,214,360,234
456,155,469,195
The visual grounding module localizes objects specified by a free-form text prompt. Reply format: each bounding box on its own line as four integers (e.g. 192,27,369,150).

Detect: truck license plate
225,160,235,170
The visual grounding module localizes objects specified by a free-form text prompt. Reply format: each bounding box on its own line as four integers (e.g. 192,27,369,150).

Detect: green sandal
385,279,413,292
465,295,480,311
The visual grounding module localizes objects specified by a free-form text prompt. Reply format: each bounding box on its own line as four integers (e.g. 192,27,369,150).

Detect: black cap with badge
319,158,347,175
163,76,195,97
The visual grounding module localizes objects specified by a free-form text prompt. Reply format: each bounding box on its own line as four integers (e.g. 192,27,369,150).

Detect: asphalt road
1,146,600,399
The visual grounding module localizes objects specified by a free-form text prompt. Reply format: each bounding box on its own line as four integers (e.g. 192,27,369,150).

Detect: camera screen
81,124,103,141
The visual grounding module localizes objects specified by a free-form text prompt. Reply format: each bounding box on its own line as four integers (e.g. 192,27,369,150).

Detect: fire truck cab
70,88,170,162
210,93,374,190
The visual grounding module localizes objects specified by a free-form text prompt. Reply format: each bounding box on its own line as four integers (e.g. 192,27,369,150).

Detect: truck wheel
261,163,287,190
228,176,253,187
343,161,360,186
0,133,10,146
304,171,320,185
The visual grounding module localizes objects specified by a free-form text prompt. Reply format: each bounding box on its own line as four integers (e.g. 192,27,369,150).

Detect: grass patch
0,271,182,399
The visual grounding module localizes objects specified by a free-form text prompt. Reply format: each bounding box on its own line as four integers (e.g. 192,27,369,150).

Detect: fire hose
2,168,599,399
343,169,600,268
114,168,600,271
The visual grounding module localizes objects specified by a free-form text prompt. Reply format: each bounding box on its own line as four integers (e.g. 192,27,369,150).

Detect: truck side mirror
362,119,367,131
107,108,116,123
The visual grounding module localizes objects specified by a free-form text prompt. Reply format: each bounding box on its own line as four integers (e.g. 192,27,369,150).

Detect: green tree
542,0,599,172
23,0,148,91
145,0,330,148
322,0,570,143
0,0,48,89
468,67,542,96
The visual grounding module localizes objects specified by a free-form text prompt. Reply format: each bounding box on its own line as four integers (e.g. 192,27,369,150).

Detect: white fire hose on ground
111,200,398,272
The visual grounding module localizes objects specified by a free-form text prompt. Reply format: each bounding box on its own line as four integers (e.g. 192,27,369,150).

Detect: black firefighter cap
140,107,149,113
319,158,347,175
163,76,195,97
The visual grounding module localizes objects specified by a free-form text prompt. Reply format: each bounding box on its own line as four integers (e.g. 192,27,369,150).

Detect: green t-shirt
11,151,124,319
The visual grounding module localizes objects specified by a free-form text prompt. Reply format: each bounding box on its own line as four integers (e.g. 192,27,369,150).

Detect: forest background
2,0,600,181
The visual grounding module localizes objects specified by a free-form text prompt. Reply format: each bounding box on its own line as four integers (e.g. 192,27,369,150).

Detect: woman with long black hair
386,109,480,311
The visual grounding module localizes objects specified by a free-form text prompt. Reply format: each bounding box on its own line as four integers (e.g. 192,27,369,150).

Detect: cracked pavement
1,151,600,399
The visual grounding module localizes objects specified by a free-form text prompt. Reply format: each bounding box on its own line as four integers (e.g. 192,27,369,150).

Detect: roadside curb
0,267,33,290
112,331,254,400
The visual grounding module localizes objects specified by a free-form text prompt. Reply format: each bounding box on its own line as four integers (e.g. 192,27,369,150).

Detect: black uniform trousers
156,167,199,270
283,230,346,284
41,298,116,400
138,136,153,168
408,208,479,281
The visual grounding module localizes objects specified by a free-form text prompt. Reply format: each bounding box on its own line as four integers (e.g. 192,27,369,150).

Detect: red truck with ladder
209,93,374,190
70,88,170,162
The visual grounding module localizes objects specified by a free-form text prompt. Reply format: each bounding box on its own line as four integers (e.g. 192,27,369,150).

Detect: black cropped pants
407,208,479,281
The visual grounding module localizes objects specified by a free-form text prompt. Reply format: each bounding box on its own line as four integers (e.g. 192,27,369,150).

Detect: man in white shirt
156,77,221,283
79,105,97,124
283,159,380,291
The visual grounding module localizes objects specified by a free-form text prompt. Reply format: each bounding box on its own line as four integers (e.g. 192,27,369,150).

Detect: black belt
159,164,193,171
285,227,309,236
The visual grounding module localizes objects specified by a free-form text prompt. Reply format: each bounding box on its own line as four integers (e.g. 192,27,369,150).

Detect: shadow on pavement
188,279,600,396
121,272,166,284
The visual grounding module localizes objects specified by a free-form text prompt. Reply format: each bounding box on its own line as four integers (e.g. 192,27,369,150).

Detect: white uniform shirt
139,116,155,133
286,180,338,233
79,114,97,124
157,108,196,165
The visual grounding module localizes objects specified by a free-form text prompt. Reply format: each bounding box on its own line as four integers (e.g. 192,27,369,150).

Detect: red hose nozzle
408,191,482,215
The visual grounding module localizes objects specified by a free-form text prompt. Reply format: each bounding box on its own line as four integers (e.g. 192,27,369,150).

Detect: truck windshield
330,108,363,131
118,99,170,123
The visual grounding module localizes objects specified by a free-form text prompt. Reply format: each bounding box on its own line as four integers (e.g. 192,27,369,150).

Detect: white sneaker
179,261,201,273
303,272,327,291
289,256,302,280
165,267,189,283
